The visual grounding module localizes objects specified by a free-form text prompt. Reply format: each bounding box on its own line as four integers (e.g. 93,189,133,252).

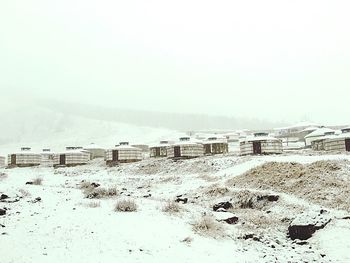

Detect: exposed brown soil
227,160,350,211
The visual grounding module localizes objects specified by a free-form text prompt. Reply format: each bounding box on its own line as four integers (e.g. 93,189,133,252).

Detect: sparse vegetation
85,186,118,199
86,201,101,208
79,180,94,189
205,186,229,196
32,177,43,185
180,236,193,244
18,189,31,197
114,199,137,212
162,201,181,213
192,216,223,237
227,160,350,211
0,172,7,180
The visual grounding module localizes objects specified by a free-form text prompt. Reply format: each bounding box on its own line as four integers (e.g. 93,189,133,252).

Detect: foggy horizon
1,0,350,125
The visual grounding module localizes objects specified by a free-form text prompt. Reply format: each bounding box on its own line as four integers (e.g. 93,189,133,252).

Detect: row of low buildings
3,126,349,169
0,134,285,168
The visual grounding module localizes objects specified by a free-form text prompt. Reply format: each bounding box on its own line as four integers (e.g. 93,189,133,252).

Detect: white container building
167,137,204,159
53,147,91,167
240,133,283,155
8,147,41,167
0,156,5,167
150,141,171,158
105,142,142,165
203,137,229,155
323,127,350,152
40,149,55,167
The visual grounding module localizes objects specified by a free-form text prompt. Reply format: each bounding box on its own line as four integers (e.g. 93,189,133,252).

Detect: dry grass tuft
162,201,181,213
0,173,7,180
114,199,137,212
180,236,193,244
32,177,43,185
205,186,229,196
79,181,93,189
18,189,31,197
85,186,118,199
192,216,223,237
86,201,101,208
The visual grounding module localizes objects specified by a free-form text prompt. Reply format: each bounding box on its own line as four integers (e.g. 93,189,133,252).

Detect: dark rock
90,182,100,188
342,216,350,220
319,209,327,214
213,201,233,211
143,194,151,198
241,233,260,242
26,182,33,185
257,195,279,202
0,223,5,227
0,194,9,200
223,216,239,225
288,225,317,240
0,208,6,216
31,197,42,203
296,241,308,246
175,197,188,204
288,211,332,240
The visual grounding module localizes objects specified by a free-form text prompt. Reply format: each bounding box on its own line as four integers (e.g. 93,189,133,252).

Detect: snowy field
1,153,350,263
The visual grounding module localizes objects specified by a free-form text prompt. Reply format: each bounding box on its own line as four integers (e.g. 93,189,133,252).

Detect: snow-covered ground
1,153,350,263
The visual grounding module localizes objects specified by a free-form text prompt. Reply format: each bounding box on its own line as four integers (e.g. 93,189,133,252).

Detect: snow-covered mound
1,153,350,262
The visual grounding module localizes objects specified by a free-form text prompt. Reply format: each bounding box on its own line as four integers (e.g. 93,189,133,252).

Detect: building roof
203,136,228,144
58,148,91,154
112,143,142,151
240,135,280,143
325,132,350,142
300,126,319,133
172,137,203,146
275,122,321,131
304,128,336,139
150,141,172,148
11,148,41,155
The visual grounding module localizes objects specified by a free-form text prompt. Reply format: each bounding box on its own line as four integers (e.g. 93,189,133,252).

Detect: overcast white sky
1,0,349,124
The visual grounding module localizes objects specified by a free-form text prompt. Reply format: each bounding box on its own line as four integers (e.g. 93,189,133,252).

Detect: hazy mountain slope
0,104,181,155
39,100,287,131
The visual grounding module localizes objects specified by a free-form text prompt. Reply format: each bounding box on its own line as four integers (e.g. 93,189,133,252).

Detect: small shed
203,137,229,155
40,149,55,167
167,137,204,159
324,128,350,152
150,141,171,158
7,147,41,167
240,133,283,155
105,142,142,165
53,147,91,167
304,128,336,147
83,143,105,159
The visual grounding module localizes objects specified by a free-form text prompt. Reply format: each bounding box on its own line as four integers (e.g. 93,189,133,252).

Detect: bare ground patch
227,160,350,211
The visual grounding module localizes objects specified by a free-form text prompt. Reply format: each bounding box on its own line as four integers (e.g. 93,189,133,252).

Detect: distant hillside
39,100,287,131
0,103,181,155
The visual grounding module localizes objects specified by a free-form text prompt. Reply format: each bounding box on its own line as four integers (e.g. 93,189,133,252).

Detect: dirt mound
227,160,350,211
